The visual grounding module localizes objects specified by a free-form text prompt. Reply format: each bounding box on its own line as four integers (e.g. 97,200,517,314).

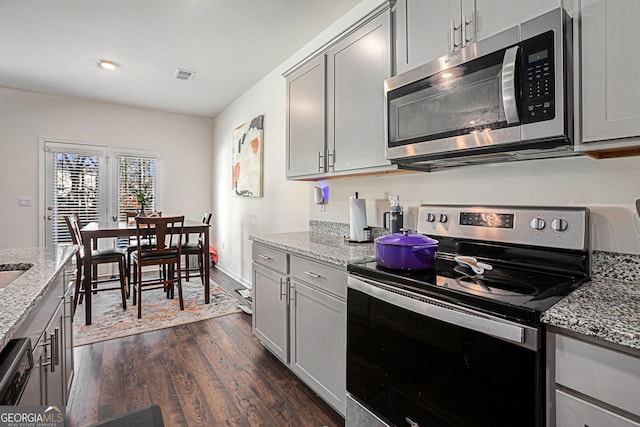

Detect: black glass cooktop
348,256,588,325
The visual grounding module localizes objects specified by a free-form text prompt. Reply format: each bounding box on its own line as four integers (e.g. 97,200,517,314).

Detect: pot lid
375,230,438,246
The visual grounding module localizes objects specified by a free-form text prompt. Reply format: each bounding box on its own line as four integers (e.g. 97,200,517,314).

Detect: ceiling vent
174,69,196,81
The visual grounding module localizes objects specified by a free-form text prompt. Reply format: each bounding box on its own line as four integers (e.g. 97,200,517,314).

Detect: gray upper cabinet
395,0,460,75
284,2,394,180
575,0,640,155
286,55,326,178
326,9,392,173
394,0,561,75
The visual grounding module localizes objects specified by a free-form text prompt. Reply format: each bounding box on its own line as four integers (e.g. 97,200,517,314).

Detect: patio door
42,140,161,250
42,141,109,250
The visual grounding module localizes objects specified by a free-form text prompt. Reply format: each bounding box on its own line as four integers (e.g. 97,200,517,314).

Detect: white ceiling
0,0,361,118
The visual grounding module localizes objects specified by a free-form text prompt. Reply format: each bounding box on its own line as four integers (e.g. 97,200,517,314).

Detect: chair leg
119,259,127,310
177,261,184,311
72,263,83,318
185,254,191,282
132,260,138,306
137,262,143,319
197,251,204,285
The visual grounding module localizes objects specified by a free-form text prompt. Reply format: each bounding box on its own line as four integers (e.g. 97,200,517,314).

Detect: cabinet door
472,0,560,42
62,279,74,400
580,0,640,143
252,263,288,363
556,390,640,427
327,10,392,172
290,280,346,415
44,300,65,408
395,0,460,74
286,55,326,178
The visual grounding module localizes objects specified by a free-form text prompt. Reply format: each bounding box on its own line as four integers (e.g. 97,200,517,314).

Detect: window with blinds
117,156,156,220
52,152,101,245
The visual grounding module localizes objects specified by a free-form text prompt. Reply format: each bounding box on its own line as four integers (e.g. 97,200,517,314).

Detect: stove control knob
426,213,436,222
438,213,448,223
551,218,568,232
530,217,546,230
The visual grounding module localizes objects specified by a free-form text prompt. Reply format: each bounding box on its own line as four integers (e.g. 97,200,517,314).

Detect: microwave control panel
521,31,555,124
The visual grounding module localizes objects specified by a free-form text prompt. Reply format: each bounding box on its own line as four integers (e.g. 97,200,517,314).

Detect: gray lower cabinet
17,260,74,407
289,256,346,415
251,243,347,416
252,262,288,363
551,333,640,426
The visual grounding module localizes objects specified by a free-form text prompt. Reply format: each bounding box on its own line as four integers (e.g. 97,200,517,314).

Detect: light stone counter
249,231,376,268
0,246,77,351
541,251,640,353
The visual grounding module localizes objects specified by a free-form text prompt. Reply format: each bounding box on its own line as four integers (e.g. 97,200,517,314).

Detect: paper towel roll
349,195,367,241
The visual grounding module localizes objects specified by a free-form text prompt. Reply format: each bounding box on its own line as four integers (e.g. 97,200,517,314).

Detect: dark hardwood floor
66,267,344,427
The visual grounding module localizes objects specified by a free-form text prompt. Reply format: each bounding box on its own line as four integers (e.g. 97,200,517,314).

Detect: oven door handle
501,45,520,125
348,276,538,350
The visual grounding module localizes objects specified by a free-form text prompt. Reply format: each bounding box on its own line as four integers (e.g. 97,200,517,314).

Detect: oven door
346,275,544,427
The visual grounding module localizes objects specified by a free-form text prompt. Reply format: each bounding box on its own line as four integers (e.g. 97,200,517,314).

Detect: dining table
80,218,211,325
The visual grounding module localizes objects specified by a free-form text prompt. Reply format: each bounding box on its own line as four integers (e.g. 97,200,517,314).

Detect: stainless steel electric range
346,205,589,427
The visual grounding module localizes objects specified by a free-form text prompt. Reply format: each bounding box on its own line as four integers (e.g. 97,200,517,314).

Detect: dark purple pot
375,231,438,271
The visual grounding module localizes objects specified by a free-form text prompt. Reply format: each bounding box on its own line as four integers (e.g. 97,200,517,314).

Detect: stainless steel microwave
385,8,575,171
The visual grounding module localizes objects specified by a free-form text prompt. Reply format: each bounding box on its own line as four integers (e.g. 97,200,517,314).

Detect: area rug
73,279,242,346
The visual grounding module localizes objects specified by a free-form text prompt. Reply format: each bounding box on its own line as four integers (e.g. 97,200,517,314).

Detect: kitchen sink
0,263,33,289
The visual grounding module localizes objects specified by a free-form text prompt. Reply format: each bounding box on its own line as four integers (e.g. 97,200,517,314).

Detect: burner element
453,265,540,296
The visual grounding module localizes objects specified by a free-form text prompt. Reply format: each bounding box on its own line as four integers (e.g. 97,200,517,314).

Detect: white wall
310,156,640,255
214,0,640,286
210,0,391,285
0,86,213,249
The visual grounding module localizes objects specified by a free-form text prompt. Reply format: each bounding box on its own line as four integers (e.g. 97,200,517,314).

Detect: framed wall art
232,114,264,197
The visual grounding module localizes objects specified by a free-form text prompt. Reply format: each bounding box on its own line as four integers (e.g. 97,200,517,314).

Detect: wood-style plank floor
66,268,344,427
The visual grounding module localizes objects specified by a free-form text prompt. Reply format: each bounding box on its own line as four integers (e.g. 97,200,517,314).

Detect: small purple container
374,231,438,271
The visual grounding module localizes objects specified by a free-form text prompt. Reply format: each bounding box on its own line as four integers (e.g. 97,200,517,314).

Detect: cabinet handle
317,151,325,172
279,278,286,300
463,13,473,46
53,327,60,368
289,280,295,303
327,149,335,171
258,254,272,261
303,271,321,279
450,18,461,52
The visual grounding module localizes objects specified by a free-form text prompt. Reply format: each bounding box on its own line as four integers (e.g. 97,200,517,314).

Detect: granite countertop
542,251,640,353
0,246,77,351
251,227,640,353
250,231,376,268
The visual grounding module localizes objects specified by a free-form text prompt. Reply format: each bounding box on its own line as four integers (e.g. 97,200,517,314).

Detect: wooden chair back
64,214,85,254
135,215,184,256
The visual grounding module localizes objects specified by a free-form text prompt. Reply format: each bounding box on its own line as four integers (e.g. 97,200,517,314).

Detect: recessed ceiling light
98,60,119,71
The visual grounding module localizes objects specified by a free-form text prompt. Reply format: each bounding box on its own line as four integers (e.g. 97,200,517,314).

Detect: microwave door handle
501,46,520,125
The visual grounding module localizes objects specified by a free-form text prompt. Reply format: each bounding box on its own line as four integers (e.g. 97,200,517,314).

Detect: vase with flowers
135,188,152,217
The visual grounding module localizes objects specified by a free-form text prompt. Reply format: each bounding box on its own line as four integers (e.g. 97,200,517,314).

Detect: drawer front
555,334,640,417
556,389,640,427
290,256,346,299
252,244,288,274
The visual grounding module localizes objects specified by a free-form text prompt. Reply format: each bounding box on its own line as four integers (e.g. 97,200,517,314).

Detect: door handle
501,46,520,125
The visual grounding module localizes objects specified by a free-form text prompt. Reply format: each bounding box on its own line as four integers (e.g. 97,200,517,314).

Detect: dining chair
64,214,128,318
182,212,212,284
131,215,185,319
